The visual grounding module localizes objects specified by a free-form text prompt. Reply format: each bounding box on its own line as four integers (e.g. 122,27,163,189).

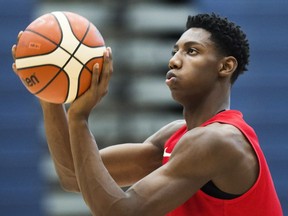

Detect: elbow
58,176,80,193
54,167,80,192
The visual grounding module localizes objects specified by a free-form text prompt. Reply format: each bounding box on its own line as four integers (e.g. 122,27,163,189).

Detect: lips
166,71,176,80
165,71,177,87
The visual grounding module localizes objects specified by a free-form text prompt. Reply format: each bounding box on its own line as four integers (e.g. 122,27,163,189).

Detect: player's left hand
68,47,113,120
11,31,23,74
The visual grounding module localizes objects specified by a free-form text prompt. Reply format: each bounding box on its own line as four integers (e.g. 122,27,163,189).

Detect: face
166,28,224,105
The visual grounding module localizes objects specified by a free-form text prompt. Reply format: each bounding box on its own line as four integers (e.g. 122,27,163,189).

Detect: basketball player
12,13,282,215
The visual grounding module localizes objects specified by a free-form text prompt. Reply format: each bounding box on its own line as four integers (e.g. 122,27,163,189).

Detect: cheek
187,59,219,81
182,61,219,92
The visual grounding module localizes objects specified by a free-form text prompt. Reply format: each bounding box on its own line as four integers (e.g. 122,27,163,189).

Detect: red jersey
163,110,283,216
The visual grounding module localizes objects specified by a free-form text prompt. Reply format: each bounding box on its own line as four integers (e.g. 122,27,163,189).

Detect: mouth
165,71,177,87
166,71,176,80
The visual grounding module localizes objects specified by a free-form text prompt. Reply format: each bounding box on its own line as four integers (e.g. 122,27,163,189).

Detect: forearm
67,115,127,215
40,101,79,191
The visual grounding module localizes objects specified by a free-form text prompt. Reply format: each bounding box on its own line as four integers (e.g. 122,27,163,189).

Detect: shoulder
145,120,186,150
170,123,251,176
182,123,247,152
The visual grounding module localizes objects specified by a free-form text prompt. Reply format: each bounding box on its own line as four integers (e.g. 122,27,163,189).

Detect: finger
12,45,18,74
91,63,101,87
107,47,113,77
106,47,112,61
94,48,113,97
11,31,24,70
17,31,23,41
12,63,18,74
101,47,113,79
12,44,16,60
99,48,112,87
12,31,24,58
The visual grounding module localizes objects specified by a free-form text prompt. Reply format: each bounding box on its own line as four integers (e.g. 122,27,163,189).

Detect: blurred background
0,0,287,215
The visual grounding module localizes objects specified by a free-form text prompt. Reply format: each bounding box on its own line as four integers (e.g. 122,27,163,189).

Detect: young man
13,13,282,215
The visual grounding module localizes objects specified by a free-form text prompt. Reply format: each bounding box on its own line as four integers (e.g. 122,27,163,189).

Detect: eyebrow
173,41,206,49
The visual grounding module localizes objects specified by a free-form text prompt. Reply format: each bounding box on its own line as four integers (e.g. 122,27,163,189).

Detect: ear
218,56,238,78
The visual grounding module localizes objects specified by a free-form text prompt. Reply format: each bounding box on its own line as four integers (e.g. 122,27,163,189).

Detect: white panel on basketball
53,11,87,103
63,57,84,103
15,48,70,69
75,45,106,64
52,12,80,54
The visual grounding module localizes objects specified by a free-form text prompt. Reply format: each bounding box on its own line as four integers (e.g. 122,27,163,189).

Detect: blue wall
0,0,43,215
197,0,288,214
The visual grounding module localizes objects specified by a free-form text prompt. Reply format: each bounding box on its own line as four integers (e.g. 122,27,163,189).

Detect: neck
183,89,231,130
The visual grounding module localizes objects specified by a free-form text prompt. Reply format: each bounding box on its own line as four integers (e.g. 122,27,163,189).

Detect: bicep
100,120,185,187
100,143,163,187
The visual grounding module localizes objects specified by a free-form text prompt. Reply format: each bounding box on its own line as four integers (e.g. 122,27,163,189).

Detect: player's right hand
68,47,113,120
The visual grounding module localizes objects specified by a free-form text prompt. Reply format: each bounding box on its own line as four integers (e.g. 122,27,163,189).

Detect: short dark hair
186,13,250,84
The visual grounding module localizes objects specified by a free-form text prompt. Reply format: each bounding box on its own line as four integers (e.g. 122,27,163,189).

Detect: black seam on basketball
60,13,90,102
35,12,72,100
33,12,82,98
34,68,63,95
22,13,78,59
62,12,105,72
72,46,105,74
15,29,61,59
21,29,73,59
50,12,80,57
62,15,94,74
73,23,93,99
50,12,64,47
36,70,69,104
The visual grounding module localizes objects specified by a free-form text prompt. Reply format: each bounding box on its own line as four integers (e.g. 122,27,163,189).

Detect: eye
187,48,198,55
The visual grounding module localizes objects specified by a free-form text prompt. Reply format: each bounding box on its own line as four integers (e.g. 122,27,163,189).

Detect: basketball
15,11,106,104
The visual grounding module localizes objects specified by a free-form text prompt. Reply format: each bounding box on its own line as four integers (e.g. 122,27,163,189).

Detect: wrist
67,107,89,122
39,100,66,114
39,99,63,108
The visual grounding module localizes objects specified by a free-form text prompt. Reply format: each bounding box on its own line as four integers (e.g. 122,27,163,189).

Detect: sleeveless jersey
162,110,283,216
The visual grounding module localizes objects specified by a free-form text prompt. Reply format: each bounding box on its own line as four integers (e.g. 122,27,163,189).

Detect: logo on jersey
163,147,172,157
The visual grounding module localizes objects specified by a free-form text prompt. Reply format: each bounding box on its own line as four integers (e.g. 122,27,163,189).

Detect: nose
168,53,181,69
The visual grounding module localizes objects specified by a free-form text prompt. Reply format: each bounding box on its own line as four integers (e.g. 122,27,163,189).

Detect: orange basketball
15,11,106,104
